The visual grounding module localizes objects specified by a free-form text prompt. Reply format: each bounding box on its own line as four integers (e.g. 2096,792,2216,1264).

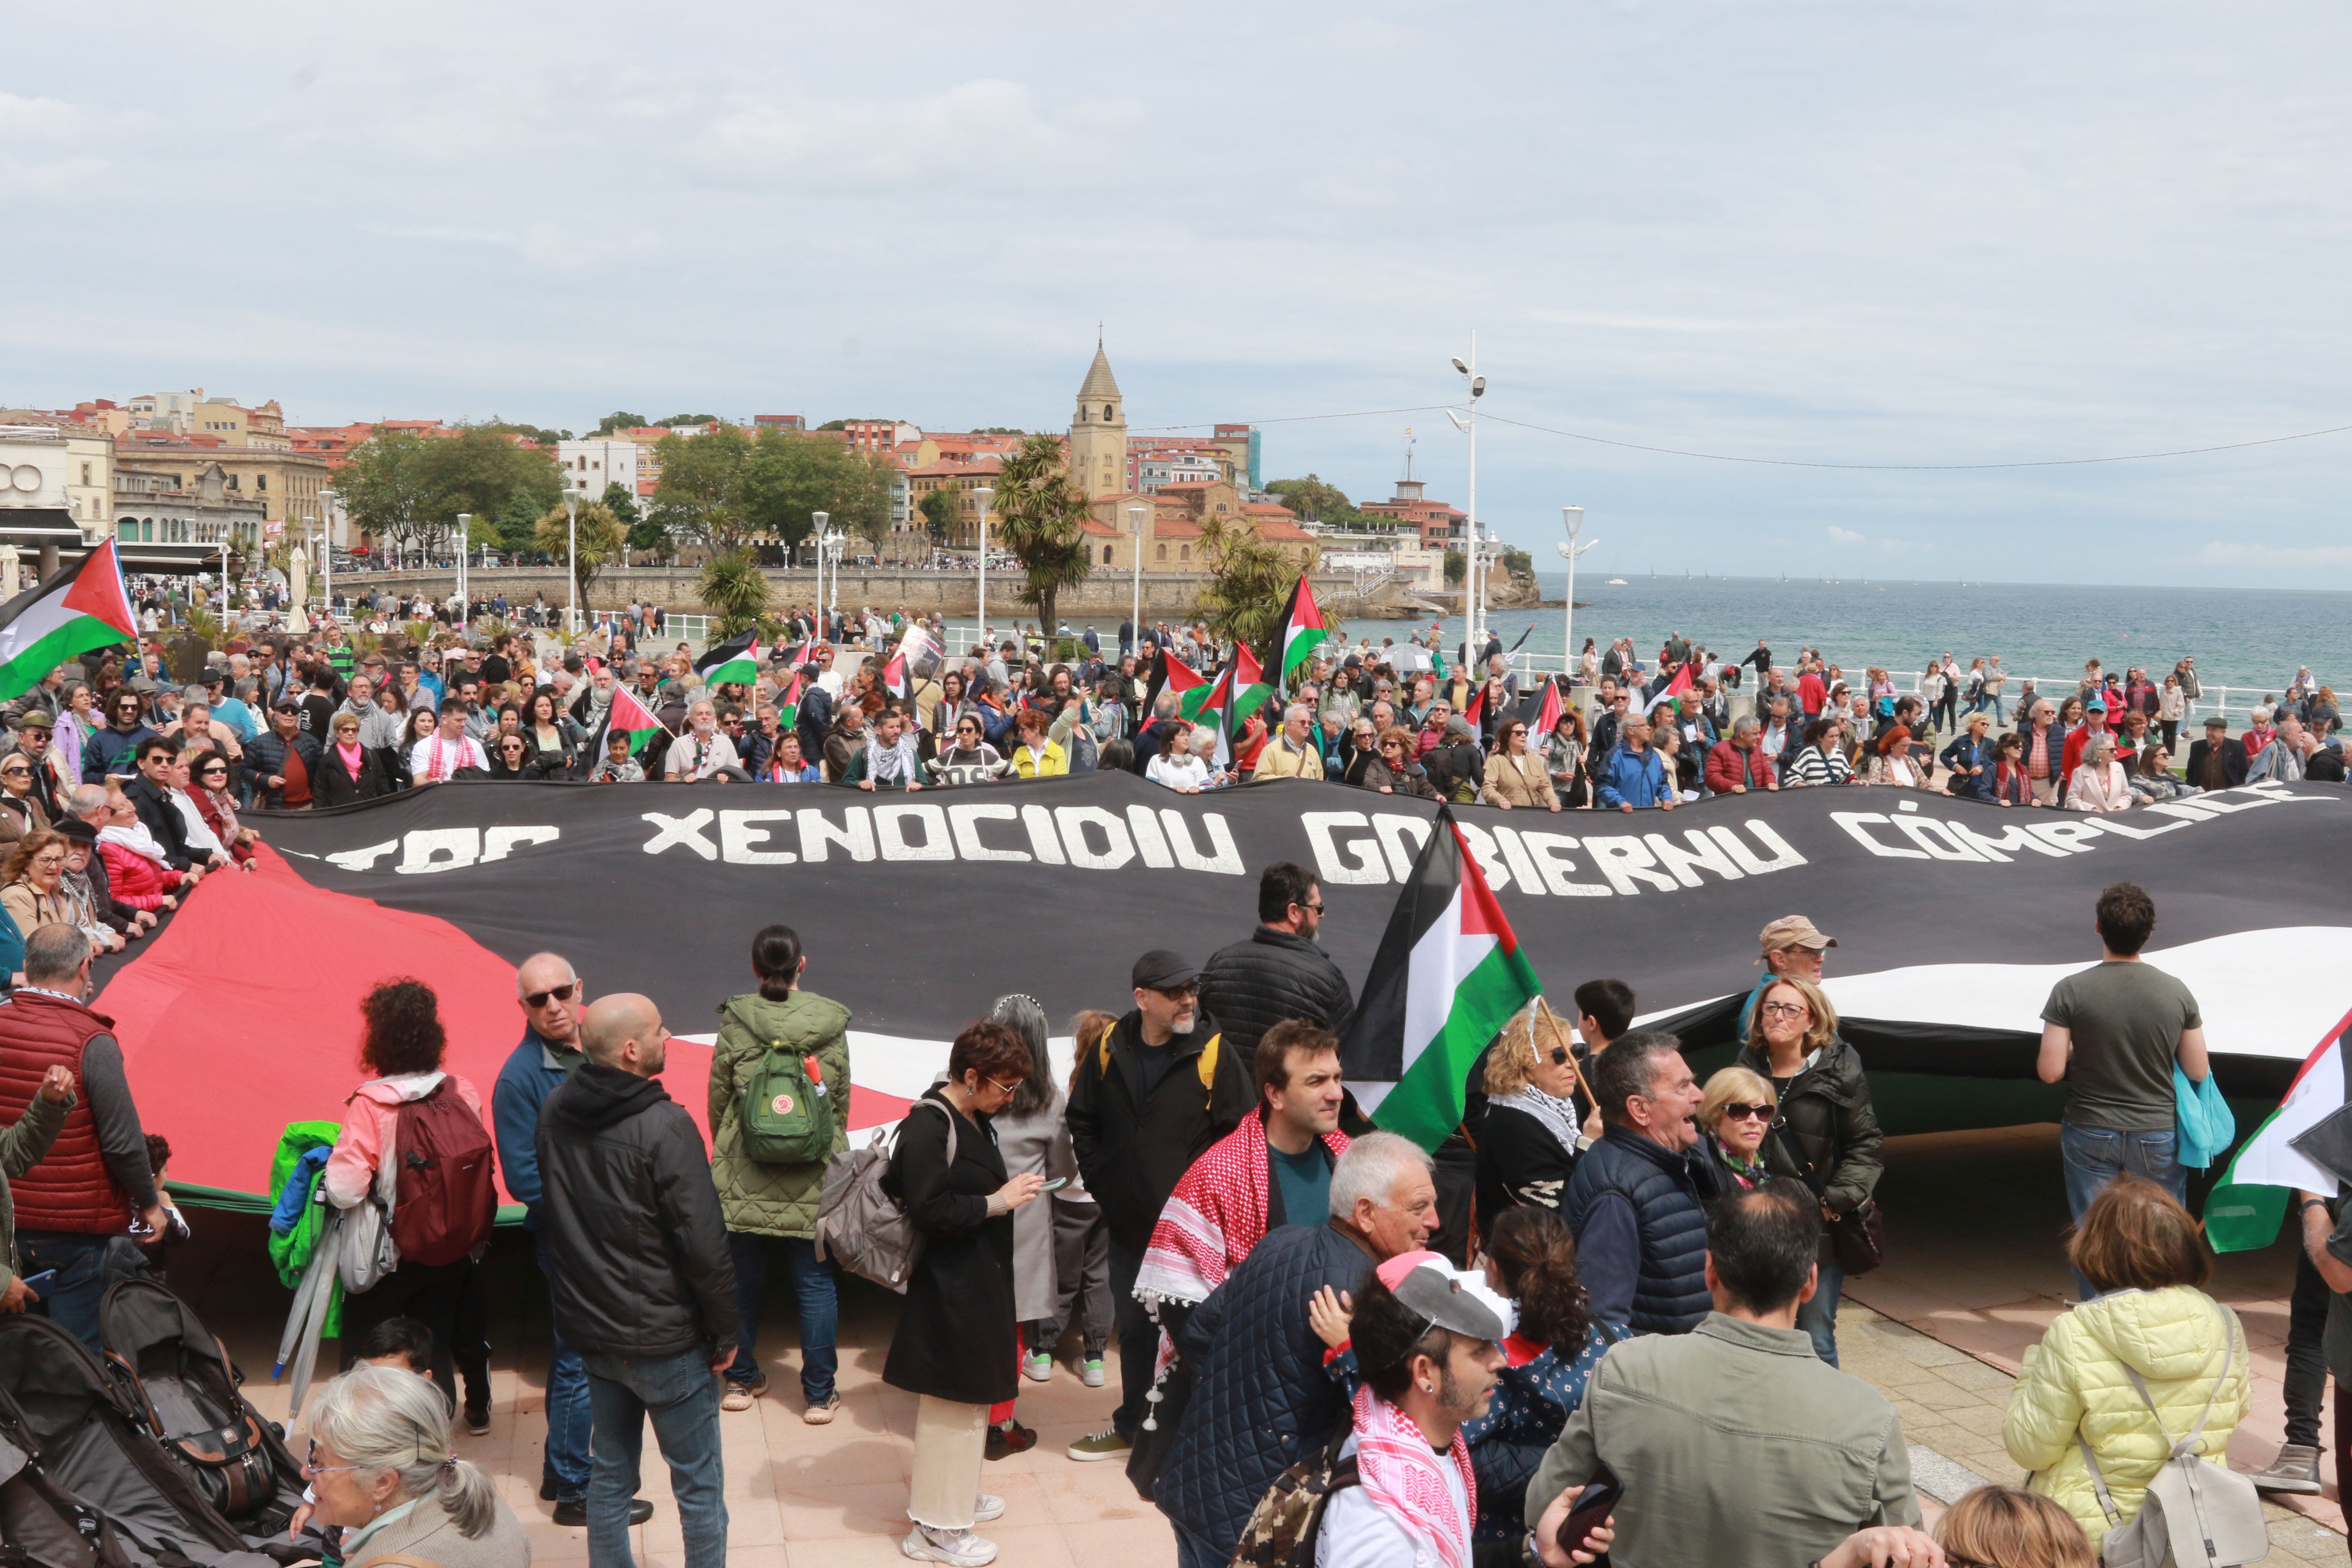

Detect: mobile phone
1039,1177,1069,1192
19,1270,56,1303
1555,1462,1622,1561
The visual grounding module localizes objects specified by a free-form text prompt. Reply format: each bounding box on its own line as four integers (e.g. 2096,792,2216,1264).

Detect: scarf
1496,1084,1584,1156
1137,1113,1352,1310
337,740,364,775
99,820,167,864
1349,1384,1476,1568
863,729,919,786
1715,1139,1769,1189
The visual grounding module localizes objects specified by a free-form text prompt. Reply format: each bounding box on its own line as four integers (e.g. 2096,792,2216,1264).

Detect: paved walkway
179,1121,2345,1567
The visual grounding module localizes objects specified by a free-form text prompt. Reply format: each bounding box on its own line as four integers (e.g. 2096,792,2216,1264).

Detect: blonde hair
1936,1485,2095,1568
1745,974,1838,1057
1698,1066,1776,1134
1484,998,1575,1098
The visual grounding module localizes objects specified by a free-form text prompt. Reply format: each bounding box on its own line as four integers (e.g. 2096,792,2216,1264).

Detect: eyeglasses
1720,1102,1774,1123
525,981,579,1008
1295,900,1325,914
985,1075,1022,1095
1546,1046,1572,1067
304,1441,368,1477
1759,1001,1811,1019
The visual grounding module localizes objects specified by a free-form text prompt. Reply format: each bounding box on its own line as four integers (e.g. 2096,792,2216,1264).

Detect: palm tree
698,550,773,639
1194,512,1315,651
535,503,625,616
989,434,1096,634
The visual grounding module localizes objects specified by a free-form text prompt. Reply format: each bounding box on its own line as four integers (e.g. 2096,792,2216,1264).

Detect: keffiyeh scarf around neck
1349,1384,1476,1568
1136,1112,1351,1310
1496,1084,1584,1156
863,729,920,785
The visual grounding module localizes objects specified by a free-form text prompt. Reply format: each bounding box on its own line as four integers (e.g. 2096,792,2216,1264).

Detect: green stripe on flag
0,617,135,703
1282,625,1327,684
1373,943,1543,1150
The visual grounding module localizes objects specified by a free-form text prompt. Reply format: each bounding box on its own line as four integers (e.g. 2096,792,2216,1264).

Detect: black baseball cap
1131,949,1198,992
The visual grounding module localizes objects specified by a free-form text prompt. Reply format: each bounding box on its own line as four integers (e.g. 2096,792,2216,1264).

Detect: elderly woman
1940,711,1998,801
1697,1065,1778,1190
2004,1179,2249,1550
1475,1001,1586,1218
186,749,257,864
1734,974,1882,1367
2067,732,2132,812
303,1364,527,1568
883,1020,1046,1567
1483,719,1562,811
986,994,1077,1450
0,748,52,846
0,830,74,935
1010,707,1067,779
1867,726,1926,788
1375,726,1440,800
319,711,395,805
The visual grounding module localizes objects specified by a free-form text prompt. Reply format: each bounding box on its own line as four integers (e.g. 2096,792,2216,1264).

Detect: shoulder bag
1767,1115,1886,1277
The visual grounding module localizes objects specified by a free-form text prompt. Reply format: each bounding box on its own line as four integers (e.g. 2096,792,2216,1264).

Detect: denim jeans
535,1239,592,1502
1795,1254,1846,1367
724,1232,838,1403
2060,1121,2185,1297
16,1232,109,1354
1107,1237,1156,1441
583,1347,726,1568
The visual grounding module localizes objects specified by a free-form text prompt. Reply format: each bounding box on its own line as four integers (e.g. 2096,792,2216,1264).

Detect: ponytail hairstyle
309,1365,496,1538
1482,1204,1592,1354
752,925,803,1002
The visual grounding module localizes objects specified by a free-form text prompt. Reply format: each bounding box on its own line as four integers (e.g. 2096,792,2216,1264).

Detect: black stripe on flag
693,629,758,678
1337,804,1464,1085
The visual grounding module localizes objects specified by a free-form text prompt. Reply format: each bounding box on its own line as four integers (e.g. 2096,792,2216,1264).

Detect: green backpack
740,1045,836,1165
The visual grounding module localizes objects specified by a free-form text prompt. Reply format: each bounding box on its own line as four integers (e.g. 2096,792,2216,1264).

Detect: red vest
0,992,131,1233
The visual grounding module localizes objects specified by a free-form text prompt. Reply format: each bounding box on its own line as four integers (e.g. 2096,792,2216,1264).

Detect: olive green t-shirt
2042,960,2202,1132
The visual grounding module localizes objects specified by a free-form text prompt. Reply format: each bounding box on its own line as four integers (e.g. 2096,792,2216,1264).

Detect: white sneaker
1081,1357,1106,1388
1021,1352,1054,1382
903,1525,997,1566
974,1493,1005,1522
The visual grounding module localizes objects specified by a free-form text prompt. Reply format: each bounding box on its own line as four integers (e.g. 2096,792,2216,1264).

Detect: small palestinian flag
884,650,908,703
694,631,762,689
1142,649,1215,724
1522,676,1563,739
1338,806,1543,1152
2205,1004,2352,1253
0,540,137,701
775,672,804,731
1270,574,1330,697
597,686,670,758
1225,642,1270,738
1649,662,1693,715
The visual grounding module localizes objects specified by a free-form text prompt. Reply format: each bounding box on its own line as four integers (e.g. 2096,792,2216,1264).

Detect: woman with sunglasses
0,747,52,848
319,711,395,805
925,715,1013,786
1341,718,1386,789
1482,720,1562,811
484,732,545,780
184,748,257,865
1475,1001,1586,1219
1732,974,1882,1367
1697,1066,1778,1189
300,1364,526,1568
1372,725,1439,799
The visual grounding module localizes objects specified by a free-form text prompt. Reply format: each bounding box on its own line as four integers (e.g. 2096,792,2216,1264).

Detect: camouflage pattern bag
1228,1424,1358,1568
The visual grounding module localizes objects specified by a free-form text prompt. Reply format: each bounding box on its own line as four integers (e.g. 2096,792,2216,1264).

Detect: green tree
651,425,753,553
990,433,1096,632
594,410,649,435
737,431,894,558
656,413,719,427
698,551,774,639
1444,549,1467,585
1499,545,1534,580
535,502,626,613
601,483,641,530
1195,513,1315,650
917,487,959,542
429,424,562,527
1263,474,1369,528
494,493,544,556
337,430,438,556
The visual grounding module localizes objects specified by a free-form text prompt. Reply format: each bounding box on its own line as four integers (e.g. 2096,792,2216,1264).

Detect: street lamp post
1126,502,1146,655
1449,340,1487,665
812,511,832,621
1556,506,1597,685
455,513,470,630
564,494,579,633
971,484,996,658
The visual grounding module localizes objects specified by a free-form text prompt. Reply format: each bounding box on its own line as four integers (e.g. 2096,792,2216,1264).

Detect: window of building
1180,545,1191,561
80,464,92,486
1104,545,1115,565
1156,543,1167,562
256,474,267,490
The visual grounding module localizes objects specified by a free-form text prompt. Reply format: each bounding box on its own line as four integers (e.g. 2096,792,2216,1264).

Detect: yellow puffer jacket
2003,1286,2249,1546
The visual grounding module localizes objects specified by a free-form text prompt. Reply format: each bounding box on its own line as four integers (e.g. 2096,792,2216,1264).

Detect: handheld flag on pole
693,631,763,688
1142,648,1215,726
1269,574,1330,699
1225,642,1270,741
596,686,671,760
0,539,137,702
1337,805,1544,1151
1525,676,1563,739
2204,1005,2352,1252
775,672,804,732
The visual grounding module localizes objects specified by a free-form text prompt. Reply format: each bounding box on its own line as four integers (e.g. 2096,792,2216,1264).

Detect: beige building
113,432,330,538
1068,343,1127,502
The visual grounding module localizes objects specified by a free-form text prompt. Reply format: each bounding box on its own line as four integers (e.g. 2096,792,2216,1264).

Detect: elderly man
1704,716,1779,796
1564,1032,1713,1336
663,699,740,783
337,674,407,753
1595,716,1673,811
1155,1133,1442,1568
2248,714,2318,784
1254,702,1325,780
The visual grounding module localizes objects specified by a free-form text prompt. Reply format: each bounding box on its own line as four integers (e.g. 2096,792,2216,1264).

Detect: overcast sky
8,3,2350,587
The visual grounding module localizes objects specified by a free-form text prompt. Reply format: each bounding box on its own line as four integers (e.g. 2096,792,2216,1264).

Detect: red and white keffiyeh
1349,1382,1476,1568
1135,1112,1351,1309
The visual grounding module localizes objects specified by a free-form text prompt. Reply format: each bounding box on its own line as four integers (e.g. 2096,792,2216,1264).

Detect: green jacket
0,1090,68,1294
1527,1313,1917,1566
707,989,852,1239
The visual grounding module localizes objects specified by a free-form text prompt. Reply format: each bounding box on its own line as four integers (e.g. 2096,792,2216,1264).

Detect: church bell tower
1069,336,1127,501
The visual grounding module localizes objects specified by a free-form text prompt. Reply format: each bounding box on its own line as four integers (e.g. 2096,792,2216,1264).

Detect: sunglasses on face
525,981,579,1008
1546,1046,1572,1067
1720,1102,1774,1123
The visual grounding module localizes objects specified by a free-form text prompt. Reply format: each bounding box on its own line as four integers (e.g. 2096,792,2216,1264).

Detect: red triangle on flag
1290,575,1327,633
61,539,137,638
1533,677,1562,738
1452,822,1519,955
884,651,907,699
1231,641,1263,689
1464,683,1486,727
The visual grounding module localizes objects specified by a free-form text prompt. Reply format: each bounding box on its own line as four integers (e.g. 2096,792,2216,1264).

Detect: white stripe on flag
2226,1039,2345,1194
1352,882,1495,1115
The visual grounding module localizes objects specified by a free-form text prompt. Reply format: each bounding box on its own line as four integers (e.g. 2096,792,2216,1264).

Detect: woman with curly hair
1461,1205,1614,1543
322,979,494,1418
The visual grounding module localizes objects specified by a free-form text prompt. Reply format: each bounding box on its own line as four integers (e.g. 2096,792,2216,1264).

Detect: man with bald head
539,992,736,1566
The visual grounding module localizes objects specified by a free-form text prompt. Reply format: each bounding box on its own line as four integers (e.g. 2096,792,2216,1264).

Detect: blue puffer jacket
1564,1127,1713,1335
1157,1222,1379,1556
1594,744,1670,809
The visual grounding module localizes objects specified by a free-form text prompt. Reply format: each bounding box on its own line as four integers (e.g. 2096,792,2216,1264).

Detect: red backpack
389,1080,498,1266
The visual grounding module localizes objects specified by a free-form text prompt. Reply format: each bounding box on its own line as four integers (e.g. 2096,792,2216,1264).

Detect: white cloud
1827,526,1869,545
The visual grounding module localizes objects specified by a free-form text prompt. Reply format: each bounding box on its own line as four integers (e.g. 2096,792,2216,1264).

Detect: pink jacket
99,841,182,910
324,1071,486,1211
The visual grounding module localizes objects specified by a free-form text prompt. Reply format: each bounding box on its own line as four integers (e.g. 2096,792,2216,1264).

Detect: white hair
309,1366,496,1538
1329,1130,1433,1220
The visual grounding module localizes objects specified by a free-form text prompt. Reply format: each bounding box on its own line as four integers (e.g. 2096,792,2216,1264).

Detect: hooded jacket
2004,1286,2250,1546
706,989,851,1240
537,1062,737,1360
323,1070,486,1213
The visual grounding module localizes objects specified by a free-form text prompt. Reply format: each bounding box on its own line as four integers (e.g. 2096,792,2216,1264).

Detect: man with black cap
1063,948,1254,1462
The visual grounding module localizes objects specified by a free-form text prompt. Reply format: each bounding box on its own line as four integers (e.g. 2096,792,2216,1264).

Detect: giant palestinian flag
91,775,2352,1220
0,540,137,700
1338,806,1542,1149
